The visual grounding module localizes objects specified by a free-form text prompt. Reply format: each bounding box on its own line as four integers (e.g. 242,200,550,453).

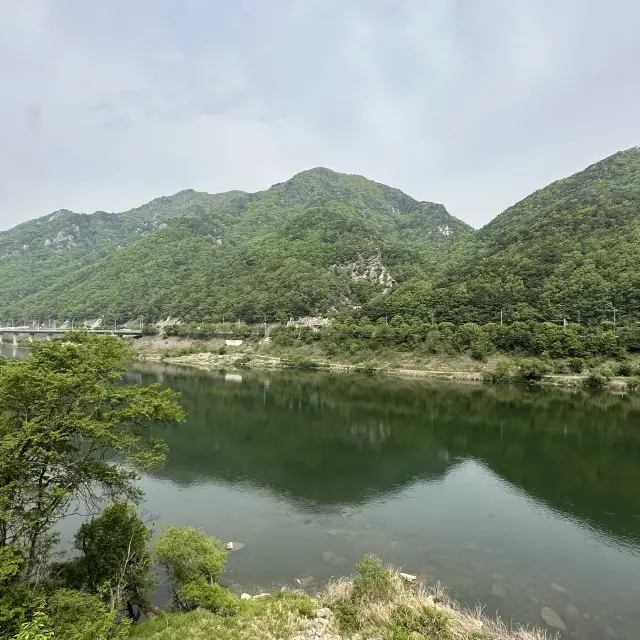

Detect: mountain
0,168,471,322
373,147,640,325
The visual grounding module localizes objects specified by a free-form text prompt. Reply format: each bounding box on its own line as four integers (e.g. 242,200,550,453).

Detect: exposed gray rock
240,593,252,600
541,606,568,631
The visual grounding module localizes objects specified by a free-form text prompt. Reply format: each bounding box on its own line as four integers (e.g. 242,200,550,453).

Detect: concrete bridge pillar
12,334,18,347
47,334,52,341
0,333,3,345
28,334,34,343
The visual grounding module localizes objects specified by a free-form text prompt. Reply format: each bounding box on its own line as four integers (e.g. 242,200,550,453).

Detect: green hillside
0,189,244,320
372,147,640,325
2,168,471,322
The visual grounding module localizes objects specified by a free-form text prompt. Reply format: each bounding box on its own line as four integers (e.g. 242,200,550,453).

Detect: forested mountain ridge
1,168,471,322
371,147,640,325
0,189,245,316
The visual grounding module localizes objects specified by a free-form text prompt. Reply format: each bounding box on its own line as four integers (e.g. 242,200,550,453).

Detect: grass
321,555,551,640
128,591,314,640
130,556,551,640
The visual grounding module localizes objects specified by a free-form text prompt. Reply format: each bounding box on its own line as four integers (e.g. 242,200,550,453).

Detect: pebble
541,606,568,631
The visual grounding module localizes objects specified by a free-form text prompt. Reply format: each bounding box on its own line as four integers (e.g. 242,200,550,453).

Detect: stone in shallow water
225,541,245,551
551,581,570,594
565,604,581,618
322,551,337,563
331,556,347,567
296,576,314,588
541,606,568,631
399,572,417,582
491,584,507,598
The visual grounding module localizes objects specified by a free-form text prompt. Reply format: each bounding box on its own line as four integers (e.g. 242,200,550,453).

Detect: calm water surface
7,347,640,639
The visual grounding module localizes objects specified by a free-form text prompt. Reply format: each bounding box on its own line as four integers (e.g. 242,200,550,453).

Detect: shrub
181,580,237,615
12,611,54,640
626,377,640,391
483,360,512,384
352,555,394,602
568,357,584,373
583,372,610,389
45,589,121,640
391,603,451,638
154,526,227,609
616,360,633,377
516,358,551,383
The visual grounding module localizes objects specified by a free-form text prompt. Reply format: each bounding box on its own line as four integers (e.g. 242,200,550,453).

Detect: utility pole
613,308,618,333
500,310,503,326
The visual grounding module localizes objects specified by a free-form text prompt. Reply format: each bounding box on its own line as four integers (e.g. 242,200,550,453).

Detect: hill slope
373,147,640,325
2,169,471,322
0,189,244,320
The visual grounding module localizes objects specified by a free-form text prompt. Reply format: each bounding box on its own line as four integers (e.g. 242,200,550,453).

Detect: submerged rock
296,576,314,588
322,551,337,563
541,606,568,631
491,584,507,598
551,581,570,594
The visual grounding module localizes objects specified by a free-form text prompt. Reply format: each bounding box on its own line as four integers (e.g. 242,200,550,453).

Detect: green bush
45,589,121,640
483,360,512,384
568,357,584,373
180,579,237,615
390,603,451,638
352,555,394,602
155,526,226,588
11,611,54,640
583,372,610,389
516,358,551,383
616,360,633,377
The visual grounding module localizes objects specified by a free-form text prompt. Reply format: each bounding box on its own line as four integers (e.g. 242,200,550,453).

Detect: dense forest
1,148,639,326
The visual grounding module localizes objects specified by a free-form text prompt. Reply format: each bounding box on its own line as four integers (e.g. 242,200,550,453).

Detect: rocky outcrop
334,251,395,293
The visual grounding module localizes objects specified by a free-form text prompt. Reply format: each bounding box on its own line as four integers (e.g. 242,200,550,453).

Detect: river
5,347,640,638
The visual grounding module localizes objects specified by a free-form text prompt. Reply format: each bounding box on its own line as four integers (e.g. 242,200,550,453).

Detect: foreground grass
130,558,550,640
129,591,315,640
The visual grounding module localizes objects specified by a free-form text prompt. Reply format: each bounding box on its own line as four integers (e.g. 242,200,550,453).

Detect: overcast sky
1,0,639,231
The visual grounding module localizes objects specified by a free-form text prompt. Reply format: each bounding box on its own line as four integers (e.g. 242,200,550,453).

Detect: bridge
0,327,143,346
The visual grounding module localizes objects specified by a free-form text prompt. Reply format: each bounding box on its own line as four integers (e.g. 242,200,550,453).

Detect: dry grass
322,563,554,640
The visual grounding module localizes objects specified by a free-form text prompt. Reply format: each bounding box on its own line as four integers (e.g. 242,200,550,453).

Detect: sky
1,0,639,231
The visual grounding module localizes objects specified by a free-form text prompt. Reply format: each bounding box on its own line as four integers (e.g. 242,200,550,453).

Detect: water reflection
132,364,640,548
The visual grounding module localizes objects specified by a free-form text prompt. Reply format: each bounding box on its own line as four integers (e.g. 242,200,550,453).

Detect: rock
491,584,507,598
541,606,568,631
566,604,581,618
225,542,234,551
316,608,331,619
240,593,252,600
331,556,347,567
551,581,569,594
253,593,269,599
399,572,417,582
326,529,344,536
322,551,337,563
295,576,314,588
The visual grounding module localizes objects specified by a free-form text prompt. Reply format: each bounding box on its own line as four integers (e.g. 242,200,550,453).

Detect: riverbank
134,335,639,392
131,560,551,640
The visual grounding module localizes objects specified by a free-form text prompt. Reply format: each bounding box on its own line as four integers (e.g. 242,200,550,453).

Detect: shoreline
134,340,637,393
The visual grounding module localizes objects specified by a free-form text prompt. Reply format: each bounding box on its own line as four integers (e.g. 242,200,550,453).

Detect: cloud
0,0,639,230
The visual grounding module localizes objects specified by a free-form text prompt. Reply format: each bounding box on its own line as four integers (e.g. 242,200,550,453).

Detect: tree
154,526,227,610
0,332,185,595
53,503,154,613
